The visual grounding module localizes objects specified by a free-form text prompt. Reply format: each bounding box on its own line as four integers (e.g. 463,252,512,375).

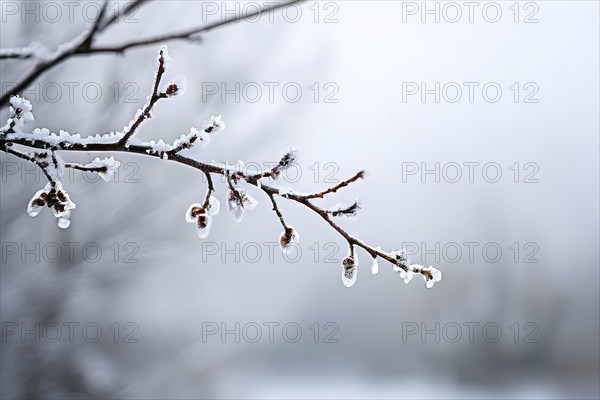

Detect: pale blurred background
1,1,599,399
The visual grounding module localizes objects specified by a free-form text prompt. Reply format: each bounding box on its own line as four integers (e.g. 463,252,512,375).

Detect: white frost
399,269,414,284
421,265,443,289
83,157,121,182
203,115,226,134
8,96,34,132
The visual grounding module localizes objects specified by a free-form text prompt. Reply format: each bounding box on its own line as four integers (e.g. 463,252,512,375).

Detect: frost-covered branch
0,47,442,289
0,0,303,108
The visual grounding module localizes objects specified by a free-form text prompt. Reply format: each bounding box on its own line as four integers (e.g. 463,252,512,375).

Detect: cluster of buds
341,248,442,289
27,182,75,229
185,195,220,238
341,254,359,287
227,189,258,223
270,148,297,179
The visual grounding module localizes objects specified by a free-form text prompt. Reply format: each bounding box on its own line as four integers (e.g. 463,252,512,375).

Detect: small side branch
3,145,55,184
304,170,366,199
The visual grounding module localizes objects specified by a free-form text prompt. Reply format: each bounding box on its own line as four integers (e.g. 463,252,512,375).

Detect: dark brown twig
303,170,366,199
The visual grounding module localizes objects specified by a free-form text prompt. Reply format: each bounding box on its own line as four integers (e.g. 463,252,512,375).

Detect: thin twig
304,171,366,199
118,49,167,145
64,163,106,173
78,0,303,54
202,171,214,209
266,192,288,230
4,146,54,184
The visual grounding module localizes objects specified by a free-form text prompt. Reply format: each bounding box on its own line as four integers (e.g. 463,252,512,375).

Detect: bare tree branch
0,0,303,108
0,36,442,288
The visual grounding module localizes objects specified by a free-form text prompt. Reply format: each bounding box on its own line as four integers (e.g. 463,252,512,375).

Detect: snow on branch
0,47,442,289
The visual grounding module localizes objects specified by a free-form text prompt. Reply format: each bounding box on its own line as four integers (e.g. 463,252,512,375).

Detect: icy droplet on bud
57,217,71,229
279,226,299,254
399,268,414,284
228,195,244,223
185,202,213,238
57,210,71,229
371,257,379,275
341,256,358,287
185,203,203,223
207,195,220,216
27,189,46,217
195,213,212,239
421,266,442,289
227,189,257,223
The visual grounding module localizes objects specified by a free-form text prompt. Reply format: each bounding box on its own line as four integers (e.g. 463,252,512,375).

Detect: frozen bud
49,188,75,218
371,257,379,275
227,189,257,223
9,96,34,130
27,188,47,217
341,255,358,287
164,76,187,98
421,266,442,289
28,182,75,221
195,213,212,239
185,203,204,223
97,157,120,182
203,115,225,134
185,202,213,238
279,226,299,254
227,193,244,222
189,127,211,148
280,147,297,167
